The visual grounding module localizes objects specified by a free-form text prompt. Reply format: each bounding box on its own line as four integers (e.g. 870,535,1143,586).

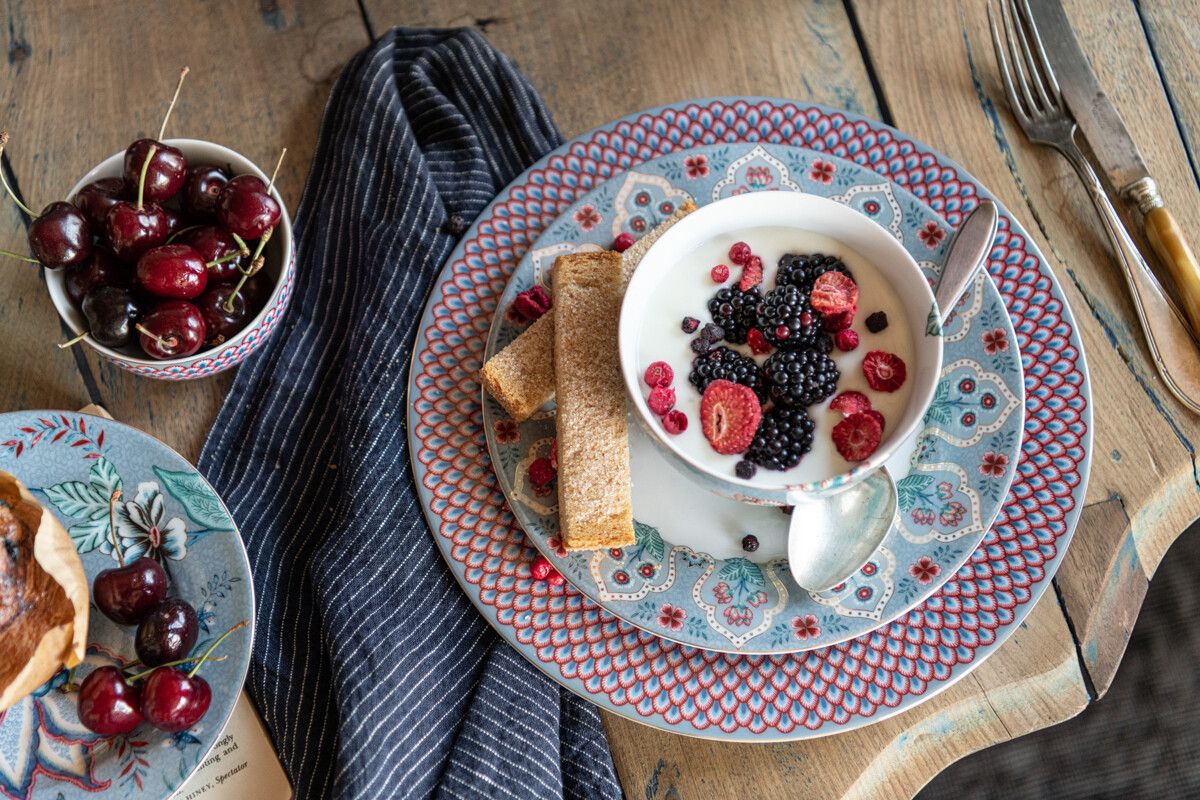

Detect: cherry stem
223,253,264,312
187,620,248,678
106,490,124,567
136,322,177,350
249,224,274,263
206,251,241,268
230,232,250,256
266,148,286,193
136,144,158,211
0,131,35,217
158,67,190,141
127,653,227,684
166,224,201,244
0,247,38,264
56,331,88,350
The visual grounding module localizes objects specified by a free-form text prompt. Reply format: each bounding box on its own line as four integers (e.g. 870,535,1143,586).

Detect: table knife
1028,0,1200,343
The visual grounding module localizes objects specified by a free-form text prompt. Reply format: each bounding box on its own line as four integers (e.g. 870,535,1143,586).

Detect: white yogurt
634,227,915,486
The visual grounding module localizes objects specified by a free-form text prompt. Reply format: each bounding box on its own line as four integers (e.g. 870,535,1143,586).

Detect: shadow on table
918,519,1200,800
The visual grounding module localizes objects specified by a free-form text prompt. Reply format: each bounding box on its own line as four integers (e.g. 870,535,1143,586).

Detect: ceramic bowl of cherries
0,71,294,380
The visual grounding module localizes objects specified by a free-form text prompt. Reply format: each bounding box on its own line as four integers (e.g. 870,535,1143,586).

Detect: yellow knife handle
1143,205,1200,342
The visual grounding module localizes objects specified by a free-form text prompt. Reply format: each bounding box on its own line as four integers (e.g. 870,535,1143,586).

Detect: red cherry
139,667,211,732
183,225,245,282
78,666,144,735
93,555,169,625
64,250,127,305
0,133,92,269
123,139,187,204
181,164,230,218
216,175,281,239
195,283,253,345
105,201,168,261
136,244,208,299
137,301,206,359
73,177,128,229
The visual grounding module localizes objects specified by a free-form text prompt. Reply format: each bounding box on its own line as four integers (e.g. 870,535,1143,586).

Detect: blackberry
755,285,822,349
865,311,889,333
763,348,839,407
776,252,852,292
747,406,816,471
688,346,768,402
706,286,761,344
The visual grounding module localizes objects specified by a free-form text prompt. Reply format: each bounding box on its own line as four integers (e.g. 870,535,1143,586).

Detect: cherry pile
77,490,246,736
0,68,285,360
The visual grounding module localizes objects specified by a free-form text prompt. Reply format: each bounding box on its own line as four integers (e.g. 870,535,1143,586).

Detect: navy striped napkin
198,28,621,800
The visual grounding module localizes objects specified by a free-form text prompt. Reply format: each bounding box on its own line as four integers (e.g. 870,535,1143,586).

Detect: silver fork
988,0,1200,414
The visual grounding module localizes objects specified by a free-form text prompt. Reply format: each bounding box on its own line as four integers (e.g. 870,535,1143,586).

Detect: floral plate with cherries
0,411,253,800
410,98,1091,740
482,142,1025,654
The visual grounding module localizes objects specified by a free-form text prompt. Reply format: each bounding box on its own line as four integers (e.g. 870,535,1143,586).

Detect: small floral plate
0,411,253,800
482,142,1025,654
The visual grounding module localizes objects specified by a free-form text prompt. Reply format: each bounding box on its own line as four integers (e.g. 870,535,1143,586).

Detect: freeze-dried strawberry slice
864,409,886,434
829,390,871,417
739,255,763,291
700,380,762,455
810,272,859,315
821,307,856,331
832,411,883,462
862,350,907,392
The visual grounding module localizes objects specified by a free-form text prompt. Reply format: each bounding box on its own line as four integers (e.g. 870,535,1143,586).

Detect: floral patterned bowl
46,139,295,381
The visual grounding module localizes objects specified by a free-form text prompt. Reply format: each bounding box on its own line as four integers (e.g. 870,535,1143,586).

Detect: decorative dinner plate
408,98,1091,740
0,411,254,799
481,142,1025,654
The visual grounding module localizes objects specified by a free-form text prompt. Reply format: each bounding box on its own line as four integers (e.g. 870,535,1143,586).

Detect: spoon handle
935,200,999,325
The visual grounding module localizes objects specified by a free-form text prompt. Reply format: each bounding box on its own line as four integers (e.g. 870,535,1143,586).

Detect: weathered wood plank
1137,2,1200,191
0,0,368,461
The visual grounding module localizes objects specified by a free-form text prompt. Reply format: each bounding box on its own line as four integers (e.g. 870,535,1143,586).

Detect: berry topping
613,232,635,252
810,271,859,315
862,350,908,392
834,328,860,351
775,325,790,340
711,263,730,282
829,390,872,417
728,241,752,265
707,286,762,344
739,255,764,291
528,457,556,487
741,534,760,552
647,385,677,415
511,284,552,324
700,380,762,455
689,346,768,402
865,409,886,434
691,338,712,354
757,285,823,349
681,316,700,333
644,361,674,388
662,409,688,435
546,569,565,588
865,311,889,333
735,461,757,480
701,322,725,342
832,411,883,462
777,253,853,292
746,405,816,470
763,349,840,407
531,553,553,581
746,327,772,355
822,308,856,331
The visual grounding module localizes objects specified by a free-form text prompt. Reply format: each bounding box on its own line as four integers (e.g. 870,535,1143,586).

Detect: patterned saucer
409,98,1091,740
481,142,1025,654
0,412,254,799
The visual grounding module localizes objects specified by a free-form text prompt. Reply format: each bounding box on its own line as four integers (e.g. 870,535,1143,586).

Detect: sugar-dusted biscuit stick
552,251,634,550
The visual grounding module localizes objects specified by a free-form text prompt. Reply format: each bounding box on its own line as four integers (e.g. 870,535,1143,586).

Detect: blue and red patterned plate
0,412,253,798
408,98,1091,740
481,142,1025,654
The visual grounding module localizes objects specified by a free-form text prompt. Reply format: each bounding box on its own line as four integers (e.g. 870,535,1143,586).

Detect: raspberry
647,385,676,415
700,380,762,455
862,350,908,392
662,409,688,434
528,457,555,486
739,255,763,291
865,409,886,434
546,569,565,588
830,390,872,417
728,241,752,265
865,311,889,333
511,284,552,324
613,232,635,252
822,308,856,331
832,411,883,462
834,329,860,351
644,361,674,388
746,327,772,355
681,316,700,333
711,263,730,282
531,553,552,581
810,272,859,315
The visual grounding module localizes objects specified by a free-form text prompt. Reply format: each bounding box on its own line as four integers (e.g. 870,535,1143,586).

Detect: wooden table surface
3,1,1198,797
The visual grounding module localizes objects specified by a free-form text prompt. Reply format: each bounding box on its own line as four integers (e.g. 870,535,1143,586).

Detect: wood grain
1137,2,1200,188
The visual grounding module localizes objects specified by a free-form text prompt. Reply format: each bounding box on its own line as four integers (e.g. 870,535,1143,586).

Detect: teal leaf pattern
152,467,233,531
926,303,942,335
896,474,934,512
43,457,125,553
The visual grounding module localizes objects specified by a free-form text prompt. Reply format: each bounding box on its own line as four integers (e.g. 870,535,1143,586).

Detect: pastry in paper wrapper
0,471,89,711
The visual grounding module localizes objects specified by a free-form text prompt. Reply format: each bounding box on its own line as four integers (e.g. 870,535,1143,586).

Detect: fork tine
998,0,1039,117
1015,0,1062,104
1006,0,1053,111
988,1,1029,124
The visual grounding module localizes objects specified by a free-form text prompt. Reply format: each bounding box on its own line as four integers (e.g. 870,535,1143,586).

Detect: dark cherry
93,555,169,625
29,201,92,269
135,598,199,667
78,666,143,735
73,178,128,230
196,283,251,345
138,300,206,359
181,165,229,218
123,139,187,204
216,175,280,239
82,286,140,348
183,225,244,282
65,250,125,305
105,201,169,261
140,667,211,732
136,244,207,299
162,207,186,239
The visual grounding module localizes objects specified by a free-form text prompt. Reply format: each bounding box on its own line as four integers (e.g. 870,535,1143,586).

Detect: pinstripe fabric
197,28,621,800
